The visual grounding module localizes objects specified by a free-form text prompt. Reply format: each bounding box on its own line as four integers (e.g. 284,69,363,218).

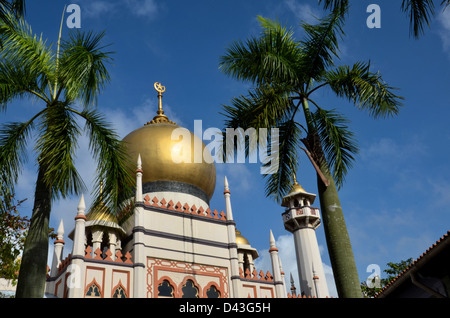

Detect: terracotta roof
375,231,450,297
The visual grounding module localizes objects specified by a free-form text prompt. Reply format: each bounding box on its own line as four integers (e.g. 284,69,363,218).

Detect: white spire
224,176,229,191
224,176,233,221
136,153,143,202
77,194,86,214
137,153,142,170
57,219,64,239
269,229,276,248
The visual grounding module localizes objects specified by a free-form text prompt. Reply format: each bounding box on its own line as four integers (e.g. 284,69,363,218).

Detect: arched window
158,280,175,298
112,285,127,298
85,281,101,298
206,285,220,298
181,279,199,298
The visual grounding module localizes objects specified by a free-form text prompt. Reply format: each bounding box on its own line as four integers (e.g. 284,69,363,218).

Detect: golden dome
86,204,118,224
289,174,306,194
235,230,250,245
122,83,216,201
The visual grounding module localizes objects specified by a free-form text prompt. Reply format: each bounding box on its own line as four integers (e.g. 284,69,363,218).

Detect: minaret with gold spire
281,174,329,298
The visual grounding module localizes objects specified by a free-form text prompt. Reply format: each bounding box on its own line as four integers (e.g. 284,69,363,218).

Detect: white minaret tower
281,175,329,298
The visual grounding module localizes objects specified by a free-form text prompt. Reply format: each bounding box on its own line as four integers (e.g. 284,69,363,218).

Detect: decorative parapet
287,293,333,298
84,246,133,264
239,267,274,282
57,254,72,273
143,195,227,221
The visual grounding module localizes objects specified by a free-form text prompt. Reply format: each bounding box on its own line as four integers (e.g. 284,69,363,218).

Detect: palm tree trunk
15,164,52,298
316,162,362,298
300,98,361,297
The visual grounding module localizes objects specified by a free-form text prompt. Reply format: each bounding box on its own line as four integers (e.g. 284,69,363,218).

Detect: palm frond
222,83,295,129
36,103,85,200
221,83,296,162
323,61,404,118
219,17,301,86
71,108,134,214
401,0,435,38
263,119,302,202
0,13,55,82
318,0,349,12
312,107,358,188
0,59,51,110
59,30,113,106
0,1,25,30
298,5,347,84
0,113,41,197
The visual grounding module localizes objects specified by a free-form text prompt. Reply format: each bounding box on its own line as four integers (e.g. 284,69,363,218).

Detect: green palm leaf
0,119,35,195
401,0,436,38
71,108,134,214
311,107,358,188
323,61,404,118
298,5,347,85
0,13,55,83
219,16,301,86
59,30,113,106
263,119,302,202
36,103,85,199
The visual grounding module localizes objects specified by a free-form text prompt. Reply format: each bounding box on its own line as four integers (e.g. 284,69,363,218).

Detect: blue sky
3,0,450,297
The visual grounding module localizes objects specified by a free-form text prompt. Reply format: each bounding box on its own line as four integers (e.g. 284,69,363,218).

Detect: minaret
269,230,286,298
133,154,146,298
50,220,65,276
224,176,241,297
68,194,87,298
290,273,297,297
281,175,329,298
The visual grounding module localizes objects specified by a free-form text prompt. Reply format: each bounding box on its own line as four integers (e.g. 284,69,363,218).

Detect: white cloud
437,8,450,57
80,1,116,19
284,0,322,24
78,0,159,20
124,0,158,18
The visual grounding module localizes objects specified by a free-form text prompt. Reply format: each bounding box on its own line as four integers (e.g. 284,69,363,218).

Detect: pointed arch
111,280,128,298
85,278,102,298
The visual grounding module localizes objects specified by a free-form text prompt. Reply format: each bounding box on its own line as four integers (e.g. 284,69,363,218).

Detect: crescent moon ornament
154,82,166,94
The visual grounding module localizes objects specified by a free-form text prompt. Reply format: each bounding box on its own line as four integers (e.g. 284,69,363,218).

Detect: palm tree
319,0,450,38
0,0,25,22
0,13,134,298
219,8,403,298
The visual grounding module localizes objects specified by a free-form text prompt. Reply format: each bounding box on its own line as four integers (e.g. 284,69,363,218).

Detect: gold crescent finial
144,82,176,125
154,82,166,116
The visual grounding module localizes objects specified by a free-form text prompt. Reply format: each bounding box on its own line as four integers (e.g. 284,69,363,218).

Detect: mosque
44,83,330,298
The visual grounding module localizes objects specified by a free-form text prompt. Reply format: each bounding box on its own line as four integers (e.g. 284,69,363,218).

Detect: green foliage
361,258,414,298
0,12,133,212
219,11,403,201
0,11,133,297
319,0,450,39
312,107,358,188
0,187,29,282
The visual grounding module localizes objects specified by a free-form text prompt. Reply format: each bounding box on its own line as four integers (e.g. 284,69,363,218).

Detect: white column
133,154,146,298
224,176,241,297
269,230,286,298
50,220,65,276
292,228,329,297
136,154,143,202
68,195,87,298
